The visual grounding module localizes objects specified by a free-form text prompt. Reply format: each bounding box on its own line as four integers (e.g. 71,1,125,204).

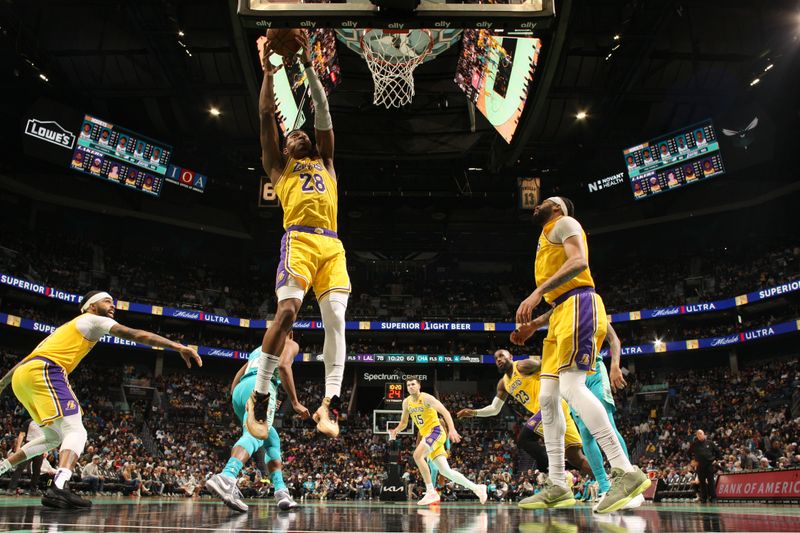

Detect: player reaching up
0,291,201,509
389,378,487,506
249,30,350,439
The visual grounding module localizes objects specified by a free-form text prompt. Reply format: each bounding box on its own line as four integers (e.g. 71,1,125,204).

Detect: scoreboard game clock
385,382,404,403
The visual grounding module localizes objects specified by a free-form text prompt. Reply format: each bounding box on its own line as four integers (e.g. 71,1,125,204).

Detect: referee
690,429,720,503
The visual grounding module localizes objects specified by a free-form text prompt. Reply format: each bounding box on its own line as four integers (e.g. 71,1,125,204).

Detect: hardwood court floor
0,496,798,532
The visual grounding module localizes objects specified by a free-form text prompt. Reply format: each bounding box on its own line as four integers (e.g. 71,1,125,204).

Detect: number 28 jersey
275,156,338,232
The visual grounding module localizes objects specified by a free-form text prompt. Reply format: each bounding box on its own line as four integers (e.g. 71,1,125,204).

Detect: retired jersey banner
717,469,800,501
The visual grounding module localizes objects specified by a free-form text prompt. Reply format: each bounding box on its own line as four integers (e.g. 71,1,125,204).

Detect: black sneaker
42,485,92,509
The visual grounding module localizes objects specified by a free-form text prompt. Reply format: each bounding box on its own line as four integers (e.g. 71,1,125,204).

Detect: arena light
576,111,588,120
613,34,620,40
764,63,773,72
750,78,760,86
247,167,256,171
38,73,48,82
178,30,185,37
209,107,221,117
654,338,663,348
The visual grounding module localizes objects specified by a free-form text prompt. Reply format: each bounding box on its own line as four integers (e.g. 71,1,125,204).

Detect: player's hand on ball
260,40,281,75
293,401,311,420
448,429,462,444
178,345,202,368
610,366,627,391
456,408,476,419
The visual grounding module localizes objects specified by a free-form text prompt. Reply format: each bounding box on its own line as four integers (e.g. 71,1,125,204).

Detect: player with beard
0,291,201,509
248,31,350,441
514,197,649,513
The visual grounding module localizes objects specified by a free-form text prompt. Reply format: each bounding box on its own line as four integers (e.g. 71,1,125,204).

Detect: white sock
561,369,633,472
0,459,11,475
425,483,435,492
254,353,280,395
433,456,478,492
319,294,348,399
540,377,567,488
54,467,73,489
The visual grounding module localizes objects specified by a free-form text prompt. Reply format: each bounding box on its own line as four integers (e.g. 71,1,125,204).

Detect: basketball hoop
359,28,434,108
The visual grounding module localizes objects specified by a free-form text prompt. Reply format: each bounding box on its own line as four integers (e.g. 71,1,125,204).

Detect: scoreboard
623,119,725,200
70,114,172,197
385,383,404,403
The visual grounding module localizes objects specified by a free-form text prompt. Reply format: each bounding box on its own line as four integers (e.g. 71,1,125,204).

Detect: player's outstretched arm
109,324,201,368
259,39,284,183
296,31,334,173
388,399,410,439
426,394,461,443
458,379,508,419
278,337,311,419
516,234,589,323
606,323,627,391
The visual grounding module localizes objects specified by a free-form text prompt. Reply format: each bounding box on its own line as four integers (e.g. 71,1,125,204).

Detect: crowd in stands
2,346,798,502
2,231,797,322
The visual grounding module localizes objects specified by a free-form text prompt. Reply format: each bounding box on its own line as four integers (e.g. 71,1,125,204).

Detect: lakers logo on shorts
66,400,77,410
579,353,590,366
425,435,436,446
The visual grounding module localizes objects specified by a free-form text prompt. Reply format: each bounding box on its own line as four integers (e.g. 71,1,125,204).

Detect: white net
360,29,433,109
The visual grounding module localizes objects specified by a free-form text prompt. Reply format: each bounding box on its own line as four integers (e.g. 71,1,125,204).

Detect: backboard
238,0,555,36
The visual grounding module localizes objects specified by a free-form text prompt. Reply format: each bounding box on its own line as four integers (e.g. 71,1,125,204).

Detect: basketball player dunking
248,31,350,439
514,197,649,513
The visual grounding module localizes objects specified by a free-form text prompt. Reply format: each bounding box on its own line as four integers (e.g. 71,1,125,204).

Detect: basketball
267,28,302,58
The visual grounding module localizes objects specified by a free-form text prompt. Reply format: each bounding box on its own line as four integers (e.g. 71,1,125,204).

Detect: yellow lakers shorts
11,357,80,426
421,425,448,460
276,225,351,299
542,288,607,380
525,399,583,447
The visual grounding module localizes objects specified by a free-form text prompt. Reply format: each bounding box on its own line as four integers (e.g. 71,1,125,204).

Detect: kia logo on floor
25,119,75,149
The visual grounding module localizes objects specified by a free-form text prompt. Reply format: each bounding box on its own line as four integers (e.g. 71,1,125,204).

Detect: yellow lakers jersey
503,361,541,415
407,393,441,435
23,317,98,374
535,216,595,304
275,156,338,232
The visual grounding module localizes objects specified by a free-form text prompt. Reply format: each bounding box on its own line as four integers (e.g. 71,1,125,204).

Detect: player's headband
546,197,568,217
81,292,113,313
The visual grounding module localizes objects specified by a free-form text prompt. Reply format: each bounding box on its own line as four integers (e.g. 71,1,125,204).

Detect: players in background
456,351,594,509
0,291,201,509
389,378,487,506
249,30,350,440
207,335,303,512
512,313,644,510
515,197,649,513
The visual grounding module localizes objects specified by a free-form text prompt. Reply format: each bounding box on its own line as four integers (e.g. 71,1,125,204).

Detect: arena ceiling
1,0,798,211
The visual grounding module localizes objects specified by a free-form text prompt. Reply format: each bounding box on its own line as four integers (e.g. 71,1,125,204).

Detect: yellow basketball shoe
313,396,340,437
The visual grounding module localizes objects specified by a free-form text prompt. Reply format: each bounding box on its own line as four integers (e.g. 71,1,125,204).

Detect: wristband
303,60,312,69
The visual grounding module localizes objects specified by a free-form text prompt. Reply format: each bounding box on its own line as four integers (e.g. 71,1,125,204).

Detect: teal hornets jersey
243,347,281,386
587,358,615,407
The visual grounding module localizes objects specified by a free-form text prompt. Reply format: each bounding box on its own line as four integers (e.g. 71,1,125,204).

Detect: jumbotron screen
71,114,171,197
454,30,542,143
256,29,341,134
623,119,725,200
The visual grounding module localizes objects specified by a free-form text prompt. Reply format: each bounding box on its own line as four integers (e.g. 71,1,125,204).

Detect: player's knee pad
235,433,263,458
56,414,88,455
22,428,62,460
538,379,561,425
319,292,347,330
